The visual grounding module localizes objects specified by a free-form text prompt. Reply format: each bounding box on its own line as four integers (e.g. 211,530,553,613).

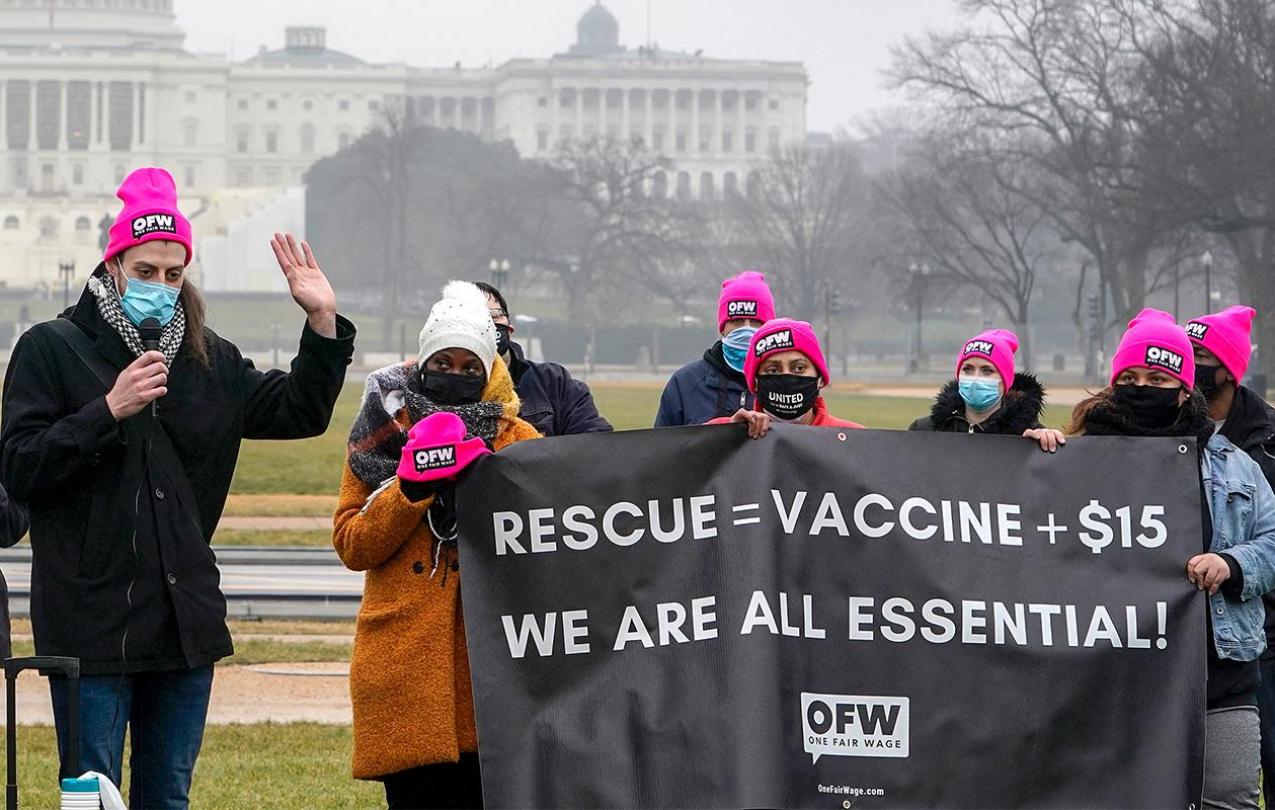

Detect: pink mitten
396,412,492,500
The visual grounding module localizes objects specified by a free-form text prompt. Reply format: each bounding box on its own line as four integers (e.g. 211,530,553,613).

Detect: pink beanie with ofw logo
1110,308,1195,388
104,167,193,267
744,318,829,393
395,412,492,484
956,329,1018,386
1187,305,1256,382
717,270,776,332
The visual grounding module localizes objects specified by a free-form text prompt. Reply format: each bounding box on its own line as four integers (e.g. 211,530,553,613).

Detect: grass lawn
221,494,338,517
229,381,1075,498
4,724,380,809
227,619,355,636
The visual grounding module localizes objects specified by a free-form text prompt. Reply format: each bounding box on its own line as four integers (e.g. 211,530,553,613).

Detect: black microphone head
139,317,162,351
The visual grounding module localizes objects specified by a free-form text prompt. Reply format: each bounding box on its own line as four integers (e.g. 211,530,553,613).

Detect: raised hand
270,232,337,337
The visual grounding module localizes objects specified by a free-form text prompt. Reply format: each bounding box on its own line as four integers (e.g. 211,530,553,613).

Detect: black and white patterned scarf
346,360,503,487
87,273,186,367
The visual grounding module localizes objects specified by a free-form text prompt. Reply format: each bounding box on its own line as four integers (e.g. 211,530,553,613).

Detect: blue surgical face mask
119,274,179,326
958,376,1002,413
721,326,758,373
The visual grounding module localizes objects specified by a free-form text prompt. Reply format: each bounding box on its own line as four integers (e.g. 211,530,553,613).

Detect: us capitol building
0,0,808,292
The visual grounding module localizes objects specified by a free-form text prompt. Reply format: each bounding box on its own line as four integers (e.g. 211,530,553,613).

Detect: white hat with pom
416,280,498,376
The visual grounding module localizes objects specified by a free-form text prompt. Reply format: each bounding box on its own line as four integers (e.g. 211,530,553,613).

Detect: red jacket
708,396,864,429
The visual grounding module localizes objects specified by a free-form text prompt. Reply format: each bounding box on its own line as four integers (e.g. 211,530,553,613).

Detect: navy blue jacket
654,342,755,427
508,343,611,437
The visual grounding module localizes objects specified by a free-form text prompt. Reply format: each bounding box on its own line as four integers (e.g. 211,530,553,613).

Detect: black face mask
1111,383,1184,429
494,323,512,357
756,374,820,421
1194,363,1225,400
421,370,486,407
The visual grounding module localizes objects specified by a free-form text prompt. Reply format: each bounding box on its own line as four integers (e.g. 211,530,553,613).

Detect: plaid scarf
347,360,503,487
87,273,186,367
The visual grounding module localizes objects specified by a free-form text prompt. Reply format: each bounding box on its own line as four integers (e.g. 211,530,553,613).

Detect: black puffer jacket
908,373,1046,435
0,272,355,674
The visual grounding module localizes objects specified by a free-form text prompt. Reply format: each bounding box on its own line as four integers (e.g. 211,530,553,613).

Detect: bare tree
1130,0,1275,377
730,142,867,322
882,140,1058,367
537,137,700,348
306,100,425,346
889,0,1172,333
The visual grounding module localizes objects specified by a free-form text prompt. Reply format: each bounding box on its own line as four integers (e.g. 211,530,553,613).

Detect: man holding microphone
0,167,355,808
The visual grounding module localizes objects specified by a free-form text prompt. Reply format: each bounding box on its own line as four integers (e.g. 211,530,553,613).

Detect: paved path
219,515,332,530
3,664,353,726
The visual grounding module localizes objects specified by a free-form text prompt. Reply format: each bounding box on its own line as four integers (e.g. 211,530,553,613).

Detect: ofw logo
727,300,759,319
1145,346,1184,375
963,340,995,357
801,692,909,762
1186,322,1210,341
131,214,177,238
413,445,457,473
754,329,794,357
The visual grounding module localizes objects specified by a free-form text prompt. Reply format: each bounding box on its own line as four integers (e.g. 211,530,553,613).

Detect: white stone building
0,0,808,290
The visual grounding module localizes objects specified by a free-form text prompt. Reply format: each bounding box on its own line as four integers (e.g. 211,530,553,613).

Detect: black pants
383,753,483,810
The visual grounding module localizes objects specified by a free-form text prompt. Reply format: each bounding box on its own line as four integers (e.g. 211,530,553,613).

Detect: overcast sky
175,0,964,132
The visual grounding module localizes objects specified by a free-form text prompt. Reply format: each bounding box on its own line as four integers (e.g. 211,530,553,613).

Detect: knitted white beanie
416,281,498,376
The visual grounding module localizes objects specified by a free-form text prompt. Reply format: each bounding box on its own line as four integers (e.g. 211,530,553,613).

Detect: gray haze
177,0,963,133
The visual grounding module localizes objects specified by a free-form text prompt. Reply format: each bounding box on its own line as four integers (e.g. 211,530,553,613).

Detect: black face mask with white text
756,374,820,421
495,323,512,357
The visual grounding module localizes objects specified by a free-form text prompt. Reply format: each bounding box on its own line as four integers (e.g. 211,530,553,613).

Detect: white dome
0,0,186,51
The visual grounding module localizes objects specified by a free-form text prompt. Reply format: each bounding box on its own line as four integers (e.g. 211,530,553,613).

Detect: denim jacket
1203,433,1275,661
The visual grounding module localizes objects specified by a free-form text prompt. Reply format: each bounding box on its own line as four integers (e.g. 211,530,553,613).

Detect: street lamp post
489,258,511,291
58,259,75,309
909,262,931,373
1173,263,1180,320
1202,250,1214,313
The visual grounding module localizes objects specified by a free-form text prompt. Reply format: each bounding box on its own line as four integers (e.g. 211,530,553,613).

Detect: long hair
1064,388,1112,436
179,281,211,367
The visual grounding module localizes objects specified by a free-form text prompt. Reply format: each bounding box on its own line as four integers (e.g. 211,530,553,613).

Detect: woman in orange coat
334,281,539,809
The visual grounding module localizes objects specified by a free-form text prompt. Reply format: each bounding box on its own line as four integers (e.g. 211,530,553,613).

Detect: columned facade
0,0,807,289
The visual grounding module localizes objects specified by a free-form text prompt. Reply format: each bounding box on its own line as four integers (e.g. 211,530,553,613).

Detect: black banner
457,426,1205,809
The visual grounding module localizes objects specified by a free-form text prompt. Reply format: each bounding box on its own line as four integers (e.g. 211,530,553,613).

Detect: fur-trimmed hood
912,372,1046,435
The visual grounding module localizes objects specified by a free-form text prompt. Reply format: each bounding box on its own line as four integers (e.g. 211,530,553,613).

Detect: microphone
139,317,162,354
139,317,163,418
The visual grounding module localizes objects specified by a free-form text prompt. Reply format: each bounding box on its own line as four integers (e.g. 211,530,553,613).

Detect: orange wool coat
333,359,540,780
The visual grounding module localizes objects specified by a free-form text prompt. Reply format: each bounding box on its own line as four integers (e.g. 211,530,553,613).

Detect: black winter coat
0,277,355,674
507,342,611,437
1217,385,1275,658
907,373,1047,435
0,483,29,659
